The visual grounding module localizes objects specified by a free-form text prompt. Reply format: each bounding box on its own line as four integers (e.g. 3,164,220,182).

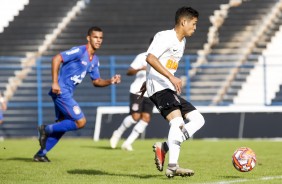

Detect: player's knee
131,113,141,122
141,113,151,123
187,110,205,127
198,113,205,127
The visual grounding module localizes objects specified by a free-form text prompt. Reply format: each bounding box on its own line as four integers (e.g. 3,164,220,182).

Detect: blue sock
45,119,78,134
36,132,65,156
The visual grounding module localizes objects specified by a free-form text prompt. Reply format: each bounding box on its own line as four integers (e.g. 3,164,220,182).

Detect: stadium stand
188,0,282,105
0,0,29,33
225,0,282,105
43,0,229,56
0,0,78,56
269,23,282,105
1,0,282,137
0,0,229,137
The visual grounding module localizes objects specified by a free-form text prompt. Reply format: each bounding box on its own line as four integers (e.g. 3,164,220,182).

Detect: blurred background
0,0,282,139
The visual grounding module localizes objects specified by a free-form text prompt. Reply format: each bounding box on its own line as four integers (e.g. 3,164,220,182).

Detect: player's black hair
149,37,154,44
88,26,103,36
175,6,199,25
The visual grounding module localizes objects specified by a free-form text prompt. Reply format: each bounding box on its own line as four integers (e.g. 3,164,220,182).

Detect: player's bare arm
126,66,146,76
51,54,63,94
137,81,147,99
0,95,7,111
1,101,7,111
92,74,121,87
146,53,182,94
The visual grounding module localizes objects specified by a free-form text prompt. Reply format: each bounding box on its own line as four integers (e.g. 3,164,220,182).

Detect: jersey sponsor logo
73,105,81,115
70,71,86,85
81,61,87,66
66,48,79,55
166,59,178,70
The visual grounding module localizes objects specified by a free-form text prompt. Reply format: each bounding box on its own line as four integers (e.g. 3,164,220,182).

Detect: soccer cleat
33,154,51,162
110,130,121,149
152,142,167,171
38,125,48,150
165,166,194,178
121,143,133,151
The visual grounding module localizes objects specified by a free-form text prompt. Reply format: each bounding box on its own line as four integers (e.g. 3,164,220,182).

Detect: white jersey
129,52,148,97
0,96,4,111
146,29,186,97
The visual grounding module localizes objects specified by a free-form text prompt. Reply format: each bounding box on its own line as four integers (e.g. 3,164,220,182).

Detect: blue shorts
50,93,84,121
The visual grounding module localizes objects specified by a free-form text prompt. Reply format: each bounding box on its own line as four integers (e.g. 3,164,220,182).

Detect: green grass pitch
0,138,282,184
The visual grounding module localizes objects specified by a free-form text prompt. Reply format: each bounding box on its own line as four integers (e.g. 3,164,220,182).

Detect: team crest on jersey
132,103,139,111
89,64,94,72
81,61,87,66
73,105,81,115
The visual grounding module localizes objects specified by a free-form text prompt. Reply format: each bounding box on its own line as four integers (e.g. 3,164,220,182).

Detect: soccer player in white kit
0,92,7,124
140,7,205,178
110,40,155,151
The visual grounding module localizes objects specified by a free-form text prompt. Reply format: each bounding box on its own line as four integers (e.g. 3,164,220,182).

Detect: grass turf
0,138,281,184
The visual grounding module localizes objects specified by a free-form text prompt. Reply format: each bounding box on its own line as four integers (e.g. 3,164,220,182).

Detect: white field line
198,175,282,184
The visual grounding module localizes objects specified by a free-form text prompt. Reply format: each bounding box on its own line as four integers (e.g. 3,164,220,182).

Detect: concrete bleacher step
190,95,215,101
192,74,228,81
194,68,231,75
190,81,224,88
190,88,219,93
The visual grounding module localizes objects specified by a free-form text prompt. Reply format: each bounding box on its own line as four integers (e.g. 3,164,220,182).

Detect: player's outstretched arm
92,74,121,87
51,54,63,95
137,81,147,99
0,96,7,111
127,66,146,76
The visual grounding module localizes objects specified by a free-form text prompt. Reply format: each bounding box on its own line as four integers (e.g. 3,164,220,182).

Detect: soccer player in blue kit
33,26,121,162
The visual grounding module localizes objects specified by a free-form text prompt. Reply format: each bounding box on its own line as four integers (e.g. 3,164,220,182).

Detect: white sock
168,117,186,165
116,115,137,136
184,110,205,137
124,120,148,145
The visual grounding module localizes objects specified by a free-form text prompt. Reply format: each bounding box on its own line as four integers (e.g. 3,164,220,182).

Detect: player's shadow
67,169,157,179
4,157,34,162
80,145,114,150
219,176,242,179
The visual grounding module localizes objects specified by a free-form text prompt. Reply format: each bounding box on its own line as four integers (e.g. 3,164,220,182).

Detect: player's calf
38,125,48,150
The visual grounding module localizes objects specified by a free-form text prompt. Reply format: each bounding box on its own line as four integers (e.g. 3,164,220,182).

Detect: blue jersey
50,45,100,97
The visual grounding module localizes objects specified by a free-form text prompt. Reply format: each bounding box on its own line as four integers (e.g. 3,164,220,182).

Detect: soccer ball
232,147,256,172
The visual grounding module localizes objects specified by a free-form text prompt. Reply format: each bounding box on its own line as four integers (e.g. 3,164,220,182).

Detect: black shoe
38,125,48,150
33,154,51,162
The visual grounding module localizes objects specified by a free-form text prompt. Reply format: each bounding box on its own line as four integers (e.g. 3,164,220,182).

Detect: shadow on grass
219,175,242,179
67,169,158,179
80,145,114,150
4,157,34,162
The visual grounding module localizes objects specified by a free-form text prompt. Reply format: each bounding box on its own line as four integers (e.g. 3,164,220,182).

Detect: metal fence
1,54,282,108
